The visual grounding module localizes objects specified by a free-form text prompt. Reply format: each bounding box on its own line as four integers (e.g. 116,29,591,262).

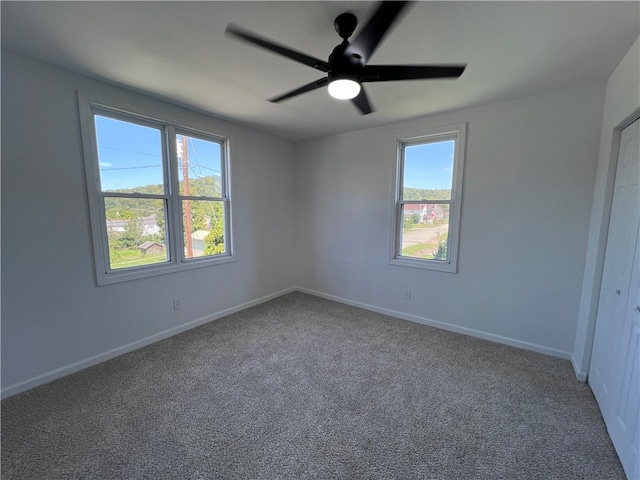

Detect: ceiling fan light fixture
328,78,361,100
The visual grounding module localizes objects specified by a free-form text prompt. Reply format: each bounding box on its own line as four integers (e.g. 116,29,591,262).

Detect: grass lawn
404,222,449,231
110,251,167,269
401,232,448,259
402,242,438,259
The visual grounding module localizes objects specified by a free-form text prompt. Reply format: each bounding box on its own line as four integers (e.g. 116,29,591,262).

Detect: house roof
2,2,638,142
138,241,162,250
404,203,442,212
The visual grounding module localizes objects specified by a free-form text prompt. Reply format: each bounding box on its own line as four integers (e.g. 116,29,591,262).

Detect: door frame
576,108,640,382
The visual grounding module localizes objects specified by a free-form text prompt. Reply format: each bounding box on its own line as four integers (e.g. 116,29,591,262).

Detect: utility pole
182,135,193,257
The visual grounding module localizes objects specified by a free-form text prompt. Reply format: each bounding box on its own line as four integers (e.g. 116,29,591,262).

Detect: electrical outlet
173,298,182,310
403,289,411,299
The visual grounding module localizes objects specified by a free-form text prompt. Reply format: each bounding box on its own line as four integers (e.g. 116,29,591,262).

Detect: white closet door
589,117,639,479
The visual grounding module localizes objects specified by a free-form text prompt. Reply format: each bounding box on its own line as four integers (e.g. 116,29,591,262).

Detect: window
391,123,466,272
78,92,233,285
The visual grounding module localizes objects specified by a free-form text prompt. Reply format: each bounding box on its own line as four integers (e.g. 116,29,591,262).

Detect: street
402,224,449,251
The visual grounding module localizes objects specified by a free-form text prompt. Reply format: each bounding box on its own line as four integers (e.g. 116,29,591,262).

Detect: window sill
96,254,236,286
389,256,457,273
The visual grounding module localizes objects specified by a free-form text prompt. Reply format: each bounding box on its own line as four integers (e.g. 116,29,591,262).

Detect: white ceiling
2,1,638,142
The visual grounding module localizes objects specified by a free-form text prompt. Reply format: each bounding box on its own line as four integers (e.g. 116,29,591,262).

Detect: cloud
99,162,113,167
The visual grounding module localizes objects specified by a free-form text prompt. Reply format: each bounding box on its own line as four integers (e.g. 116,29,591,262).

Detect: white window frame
390,123,466,273
78,91,234,285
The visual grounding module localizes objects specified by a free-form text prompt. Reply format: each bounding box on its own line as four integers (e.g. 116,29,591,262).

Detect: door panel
609,226,639,478
589,117,639,480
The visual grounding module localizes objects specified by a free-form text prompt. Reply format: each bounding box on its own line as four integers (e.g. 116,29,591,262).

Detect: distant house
107,214,161,235
191,230,210,256
138,241,164,256
403,204,446,224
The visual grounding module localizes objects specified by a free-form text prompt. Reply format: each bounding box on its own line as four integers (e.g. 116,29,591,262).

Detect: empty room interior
1,1,639,479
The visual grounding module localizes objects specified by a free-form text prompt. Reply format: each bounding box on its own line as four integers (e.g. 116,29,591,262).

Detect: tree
117,217,143,249
204,218,225,255
403,212,420,231
203,202,225,255
434,234,448,260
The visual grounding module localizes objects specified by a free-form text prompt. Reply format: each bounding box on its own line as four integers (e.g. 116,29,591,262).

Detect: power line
193,165,220,174
101,165,162,171
99,146,162,158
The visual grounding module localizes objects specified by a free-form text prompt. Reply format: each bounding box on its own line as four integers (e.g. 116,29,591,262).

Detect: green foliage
403,188,451,201
203,202,225,255
104,184,163,221
104,176,222,221
181,175,221,198
186,200,221,232
122,219,142,246
433,234,449,260
402,212,421,231
403,216,414,230
104,176,225,265
434,242,447,260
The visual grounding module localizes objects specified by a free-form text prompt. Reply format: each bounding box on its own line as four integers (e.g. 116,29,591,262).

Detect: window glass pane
104,198,168,269
400,203,450,260
177,134,222,197
403,140,454,200
95,115,164,193
182,200,226,258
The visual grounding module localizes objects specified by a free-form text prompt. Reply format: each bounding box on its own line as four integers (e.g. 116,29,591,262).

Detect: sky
95,115,221,192
403,140,455,191
95,114,453,192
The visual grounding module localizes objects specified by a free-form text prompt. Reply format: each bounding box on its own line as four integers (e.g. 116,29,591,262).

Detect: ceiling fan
226,1,466,115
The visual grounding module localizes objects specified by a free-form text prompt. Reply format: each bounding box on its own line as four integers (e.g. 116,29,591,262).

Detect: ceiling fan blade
347,1,409,64
226,24,331,73
351,87,374,115
361,64,466,82
268,78,329,103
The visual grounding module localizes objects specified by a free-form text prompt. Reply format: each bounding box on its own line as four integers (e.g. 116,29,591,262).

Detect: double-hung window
391,123,466,272
78,92,233,285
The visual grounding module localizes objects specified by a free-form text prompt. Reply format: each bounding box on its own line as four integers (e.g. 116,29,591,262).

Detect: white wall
0,48,620,398
295,83,606,358
573,37,640,380
1,51,297,396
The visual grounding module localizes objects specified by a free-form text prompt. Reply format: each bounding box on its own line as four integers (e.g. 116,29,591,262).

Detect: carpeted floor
1,292,625,479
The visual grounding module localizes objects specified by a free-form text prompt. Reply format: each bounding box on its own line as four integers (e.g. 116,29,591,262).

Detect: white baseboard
1,287,296,399
571,356,588,383
2,285,578,399
295,287,573,361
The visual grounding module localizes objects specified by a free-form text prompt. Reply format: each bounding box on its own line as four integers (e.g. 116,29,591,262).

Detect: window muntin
392,124,466,272
79,93,233,285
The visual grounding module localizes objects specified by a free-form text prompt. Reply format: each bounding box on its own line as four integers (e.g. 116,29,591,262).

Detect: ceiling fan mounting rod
334,12,358,40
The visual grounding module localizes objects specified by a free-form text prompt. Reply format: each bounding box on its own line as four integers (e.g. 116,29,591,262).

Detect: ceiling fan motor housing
329,41,364,80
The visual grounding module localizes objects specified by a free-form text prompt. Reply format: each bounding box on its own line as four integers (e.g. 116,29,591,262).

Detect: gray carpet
1,292,625,479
